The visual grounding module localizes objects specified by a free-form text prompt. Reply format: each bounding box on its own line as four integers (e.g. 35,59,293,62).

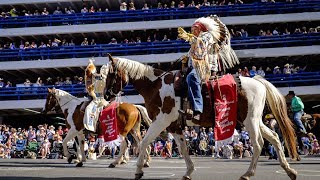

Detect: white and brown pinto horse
105,55,299,180
43,88,152,168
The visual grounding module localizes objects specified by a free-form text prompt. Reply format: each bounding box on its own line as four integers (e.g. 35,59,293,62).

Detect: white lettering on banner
215,100,235,105
102,115,115,136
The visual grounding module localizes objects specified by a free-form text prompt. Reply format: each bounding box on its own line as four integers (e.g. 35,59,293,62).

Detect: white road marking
276,170,320,177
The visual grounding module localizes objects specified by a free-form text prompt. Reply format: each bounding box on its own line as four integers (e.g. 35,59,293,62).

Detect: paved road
0,156,319,180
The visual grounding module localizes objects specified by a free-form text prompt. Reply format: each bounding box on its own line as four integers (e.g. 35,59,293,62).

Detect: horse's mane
115,58,155,80
56,89,79,100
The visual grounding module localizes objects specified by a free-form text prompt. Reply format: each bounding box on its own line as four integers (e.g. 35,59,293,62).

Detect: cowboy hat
0,78,3,80
49,125,55,129
284,63,289,67
274,66,280,69
287,91,295,96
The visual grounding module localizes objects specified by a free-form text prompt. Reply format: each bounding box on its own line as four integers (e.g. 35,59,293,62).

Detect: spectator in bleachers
283,63,291,74
35,77,44,86
142,3,150,10
69,39,75,46
162,35,170,41
265,66,272,75
129,2,136,11
30,42,37,48
163,4,169,9
24,79,31,87
242,67,250,77
5,81,12,88
89,6,96,13
24,42,30,49
109,38,118,44
52,38,61,47
65,77,72,85
203,0,211,6
283,28,290,35
61,39,68,46
81,38,89,46
53,7,63,15
46,40,52,47
68,6,76,14
302,26,307,34
273,66,281,75
249,66,257,76
294,28,301,34
266,30,273,36
170,1,176,8
40,137,51,159
257,67,265,77
240,29,248,38
156,2,163,9
0,78,4,88
77,77,84,84
34,10,40,16
236,68,242,77
42,8,49,15
273,27,279,35
90,39,96,46
178,1,185,8
120,2,127,11
81,6,88,13
9,8,18,17
188,1,197,7
9,43,16,50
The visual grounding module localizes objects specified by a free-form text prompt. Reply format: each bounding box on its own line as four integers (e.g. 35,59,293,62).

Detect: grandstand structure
0,0,319,124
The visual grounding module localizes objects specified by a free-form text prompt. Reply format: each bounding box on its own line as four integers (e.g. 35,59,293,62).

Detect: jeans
268,144,277,159
293,110,306,133
186,69,203,113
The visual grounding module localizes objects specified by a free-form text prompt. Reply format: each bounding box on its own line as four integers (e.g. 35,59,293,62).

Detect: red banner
211,74,237,141
99,101,119,142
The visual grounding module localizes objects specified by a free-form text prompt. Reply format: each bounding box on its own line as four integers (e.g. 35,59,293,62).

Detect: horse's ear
108,53,115,64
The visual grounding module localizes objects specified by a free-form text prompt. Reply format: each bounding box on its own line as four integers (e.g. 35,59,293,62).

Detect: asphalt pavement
0,156,320,180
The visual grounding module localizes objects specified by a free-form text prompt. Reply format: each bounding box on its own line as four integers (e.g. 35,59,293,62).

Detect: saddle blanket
99,101,119,142
84,101,101,132
211,74,237,141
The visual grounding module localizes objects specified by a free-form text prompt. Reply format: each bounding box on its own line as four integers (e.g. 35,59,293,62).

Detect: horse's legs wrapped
260,124,297,180
173,133,194,180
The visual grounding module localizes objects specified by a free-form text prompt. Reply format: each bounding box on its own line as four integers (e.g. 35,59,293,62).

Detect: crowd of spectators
0,0,264,19
0,76,84,90
236,64,307,77
2,111,318,160
0,24,318,52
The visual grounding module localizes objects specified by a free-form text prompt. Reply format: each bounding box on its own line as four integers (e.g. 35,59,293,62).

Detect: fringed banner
211,74,237,141
99,101,119,142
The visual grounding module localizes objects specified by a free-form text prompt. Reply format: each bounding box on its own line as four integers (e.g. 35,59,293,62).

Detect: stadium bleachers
1,71,320,100
0,33,319,61
0,1,319,28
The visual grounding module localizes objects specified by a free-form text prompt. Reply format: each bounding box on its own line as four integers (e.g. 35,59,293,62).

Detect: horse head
43,88,60,114
105,54,128,99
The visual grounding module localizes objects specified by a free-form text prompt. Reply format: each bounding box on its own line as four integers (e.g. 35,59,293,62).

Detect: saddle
174,70,240,127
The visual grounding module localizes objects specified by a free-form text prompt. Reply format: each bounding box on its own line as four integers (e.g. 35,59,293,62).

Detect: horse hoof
143,162,149,168
239,176,249,180
120,161,127,165
108,164,116,168
76,162,83,167
182,176,191,180
288,169,297,180
135,173,144,180
67,157,73,164
296,155,301,161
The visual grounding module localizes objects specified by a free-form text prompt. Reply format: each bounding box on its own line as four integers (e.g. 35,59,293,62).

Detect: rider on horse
178,15,239,121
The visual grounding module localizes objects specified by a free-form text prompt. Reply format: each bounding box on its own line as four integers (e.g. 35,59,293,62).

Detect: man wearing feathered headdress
178,15,239,120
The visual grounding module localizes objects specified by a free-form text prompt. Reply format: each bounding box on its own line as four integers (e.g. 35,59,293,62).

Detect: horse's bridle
49,92,73,112
106,64,127,99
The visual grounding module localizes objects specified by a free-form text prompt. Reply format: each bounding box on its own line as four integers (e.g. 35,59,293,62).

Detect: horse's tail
134,105,152,128
253,76,299,160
